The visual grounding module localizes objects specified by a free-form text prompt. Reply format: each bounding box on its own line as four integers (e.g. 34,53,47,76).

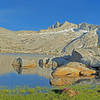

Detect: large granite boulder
50,62,96,86
71,48,100,67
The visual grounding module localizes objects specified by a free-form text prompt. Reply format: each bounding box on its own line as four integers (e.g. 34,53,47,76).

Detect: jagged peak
0,21,100,33
77,23,98,31
49,21,77,31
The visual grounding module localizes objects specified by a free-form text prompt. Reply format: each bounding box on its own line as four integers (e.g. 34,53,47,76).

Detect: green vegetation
97,45,100,48
0,85,100,100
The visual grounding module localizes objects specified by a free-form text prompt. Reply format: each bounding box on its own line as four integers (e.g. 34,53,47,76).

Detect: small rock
12,57,37,74
62,88,78,97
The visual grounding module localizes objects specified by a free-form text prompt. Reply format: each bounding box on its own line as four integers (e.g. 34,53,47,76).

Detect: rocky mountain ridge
0,21,100,55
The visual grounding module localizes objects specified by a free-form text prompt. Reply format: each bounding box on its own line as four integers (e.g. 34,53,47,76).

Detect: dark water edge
0,73,51,89
0,53,51,57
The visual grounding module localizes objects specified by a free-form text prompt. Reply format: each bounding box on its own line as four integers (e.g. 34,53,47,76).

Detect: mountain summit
0,21,100,55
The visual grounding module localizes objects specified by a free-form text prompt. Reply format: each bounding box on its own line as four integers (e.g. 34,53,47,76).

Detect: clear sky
0,0,99,31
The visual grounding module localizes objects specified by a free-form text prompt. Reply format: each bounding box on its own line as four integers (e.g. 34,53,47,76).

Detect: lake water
0,73,51,89
1,53,100,89
0,53,52,89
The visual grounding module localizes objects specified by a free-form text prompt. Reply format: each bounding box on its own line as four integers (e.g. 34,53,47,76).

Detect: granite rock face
50,62,96,86
0,21,100,56
71,48,100,67
77,23,97,31
62,30,98,55
61,27,100,68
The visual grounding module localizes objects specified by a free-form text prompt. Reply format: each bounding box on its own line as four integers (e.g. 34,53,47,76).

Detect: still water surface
0,73,51,89
0,53,52,89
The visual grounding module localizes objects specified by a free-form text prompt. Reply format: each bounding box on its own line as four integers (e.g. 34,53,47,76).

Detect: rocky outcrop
39,57,58,69
50,62,96,86
38,56,70,69
61,28,100,69
62,30,98,55
77,23,97,31
51,21,77,29
52,21,61,28
71,48,100,67
12,57,37,74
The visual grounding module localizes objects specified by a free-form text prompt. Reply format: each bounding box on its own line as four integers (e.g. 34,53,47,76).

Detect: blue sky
0,0,100,31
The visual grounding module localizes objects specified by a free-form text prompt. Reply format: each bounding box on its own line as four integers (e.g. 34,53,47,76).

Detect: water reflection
0,53,51,57
0,53,53,89
0,73,51,89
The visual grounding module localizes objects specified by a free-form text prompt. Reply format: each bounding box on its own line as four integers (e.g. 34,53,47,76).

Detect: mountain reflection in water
0,73,51,89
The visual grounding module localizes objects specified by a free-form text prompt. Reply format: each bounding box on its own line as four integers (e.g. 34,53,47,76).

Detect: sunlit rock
50,62,96,86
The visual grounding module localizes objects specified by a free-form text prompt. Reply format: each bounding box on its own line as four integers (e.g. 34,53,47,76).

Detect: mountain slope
0,21,100,55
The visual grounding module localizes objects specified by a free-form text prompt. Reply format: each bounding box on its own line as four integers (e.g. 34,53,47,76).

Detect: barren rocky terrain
1,21,99,55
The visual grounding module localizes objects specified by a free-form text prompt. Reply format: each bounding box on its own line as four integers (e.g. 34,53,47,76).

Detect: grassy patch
0,85,100,100
97,45,100,48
